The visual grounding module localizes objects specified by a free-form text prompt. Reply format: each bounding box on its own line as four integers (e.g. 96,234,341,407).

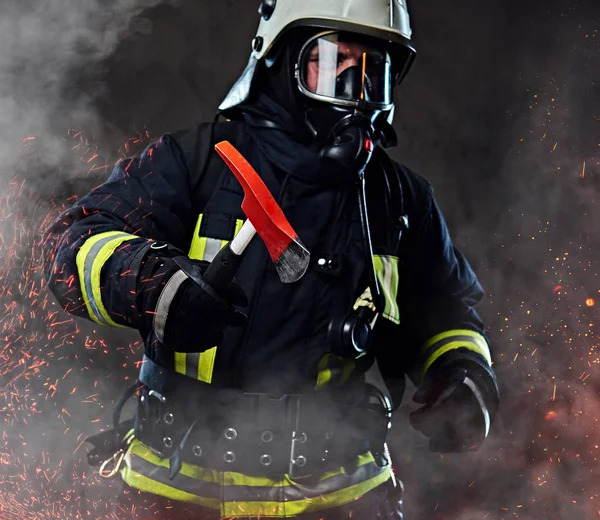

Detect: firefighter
43,0,500,518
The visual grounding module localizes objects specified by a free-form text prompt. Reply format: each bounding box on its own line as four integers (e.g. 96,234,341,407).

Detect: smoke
392,1,600,519
0,0,176,162
0,1,179,518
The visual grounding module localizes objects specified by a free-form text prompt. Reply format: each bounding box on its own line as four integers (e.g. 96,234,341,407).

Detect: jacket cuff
75,232,150,327
420,329,499,416
421,329,492,375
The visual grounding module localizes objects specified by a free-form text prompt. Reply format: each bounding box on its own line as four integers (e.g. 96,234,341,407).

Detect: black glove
409,357,499,453
135,250,248,353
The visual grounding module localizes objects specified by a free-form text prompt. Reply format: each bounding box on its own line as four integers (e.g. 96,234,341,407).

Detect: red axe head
215,141,310,283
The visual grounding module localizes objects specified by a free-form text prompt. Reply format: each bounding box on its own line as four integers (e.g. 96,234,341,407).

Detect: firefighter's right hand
136,253,248,353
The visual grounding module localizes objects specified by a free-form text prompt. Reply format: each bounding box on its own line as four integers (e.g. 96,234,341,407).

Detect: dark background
0,0,598,518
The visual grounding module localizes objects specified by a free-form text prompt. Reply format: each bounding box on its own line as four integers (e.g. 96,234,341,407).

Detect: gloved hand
135,250,248,353
409,358,499,453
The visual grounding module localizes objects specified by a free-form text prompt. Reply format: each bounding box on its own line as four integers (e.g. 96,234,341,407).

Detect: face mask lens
299,33,392,107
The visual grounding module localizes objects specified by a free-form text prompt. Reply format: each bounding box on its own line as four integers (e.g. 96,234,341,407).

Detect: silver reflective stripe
125,450,388,503
463,376,491,438
373,255,400,325
83,232,131,325
185,353,200,378
202,238,223,262
153,270,189,343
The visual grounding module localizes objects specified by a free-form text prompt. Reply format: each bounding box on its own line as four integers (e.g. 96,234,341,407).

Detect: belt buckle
288,395,320,481
289,429,311,480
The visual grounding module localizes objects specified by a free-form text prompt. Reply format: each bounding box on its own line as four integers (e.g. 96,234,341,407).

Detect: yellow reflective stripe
123,439,391,517
182,216,244,382
373,255,400,325
422,329,492,374
188,215,207,261
422,329,492,363
315,355,355,389
128,439,223,483
173,349,217,383
253,466,390,518
76,231,138,327
315,354,333,390
421,329,488,353
188,215,245,262
234,218,244,235
121,466,221,509
174,352,187,376
128,439,382,488
197,347,217,383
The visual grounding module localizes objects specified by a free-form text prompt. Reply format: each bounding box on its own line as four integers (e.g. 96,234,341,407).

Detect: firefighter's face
299,34,392,107
305,40,374,94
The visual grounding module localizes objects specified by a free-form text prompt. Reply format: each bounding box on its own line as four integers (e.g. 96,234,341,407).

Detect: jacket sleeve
43,133,197,329
373,175,494,396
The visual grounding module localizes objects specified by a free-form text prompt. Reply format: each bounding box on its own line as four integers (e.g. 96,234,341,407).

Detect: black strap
84,418,135,466
378,148,408,249
197,117,245,212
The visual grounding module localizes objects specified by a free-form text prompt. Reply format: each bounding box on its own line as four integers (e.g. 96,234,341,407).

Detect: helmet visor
297,32,394,109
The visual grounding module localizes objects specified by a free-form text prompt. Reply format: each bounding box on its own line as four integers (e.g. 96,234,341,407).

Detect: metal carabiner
99,434,134,479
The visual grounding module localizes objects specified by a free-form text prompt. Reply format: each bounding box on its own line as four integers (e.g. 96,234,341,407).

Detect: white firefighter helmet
220,0,416,111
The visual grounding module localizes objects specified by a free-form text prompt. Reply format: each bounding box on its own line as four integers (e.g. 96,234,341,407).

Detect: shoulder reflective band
76,231,139,327
373,255,400,325
189,214,245,262
120,439,391,517
421,329,492,374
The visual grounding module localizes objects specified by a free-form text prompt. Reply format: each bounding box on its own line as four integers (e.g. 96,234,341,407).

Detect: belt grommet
223,451,236,463
294,432,307,443
224,428,238,440
163,437,173,449
163,413,174,425
260,454,273,466
261,430,274,443
293,455,307,467
192,445,203,458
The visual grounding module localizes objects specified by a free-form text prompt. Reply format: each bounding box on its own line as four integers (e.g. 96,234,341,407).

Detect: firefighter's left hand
409,362,499,453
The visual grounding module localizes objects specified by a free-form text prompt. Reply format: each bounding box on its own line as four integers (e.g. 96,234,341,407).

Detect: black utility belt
136,395,369,480
135,356,391,480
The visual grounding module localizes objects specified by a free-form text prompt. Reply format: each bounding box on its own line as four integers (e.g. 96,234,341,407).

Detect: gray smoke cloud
391,1,600,519
0,0,182,164
0,1,179,518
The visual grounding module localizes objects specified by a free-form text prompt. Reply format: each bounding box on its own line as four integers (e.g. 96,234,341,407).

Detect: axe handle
203,219,256,291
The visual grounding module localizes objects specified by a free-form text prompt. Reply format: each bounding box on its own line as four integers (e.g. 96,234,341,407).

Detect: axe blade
215,141,310,283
